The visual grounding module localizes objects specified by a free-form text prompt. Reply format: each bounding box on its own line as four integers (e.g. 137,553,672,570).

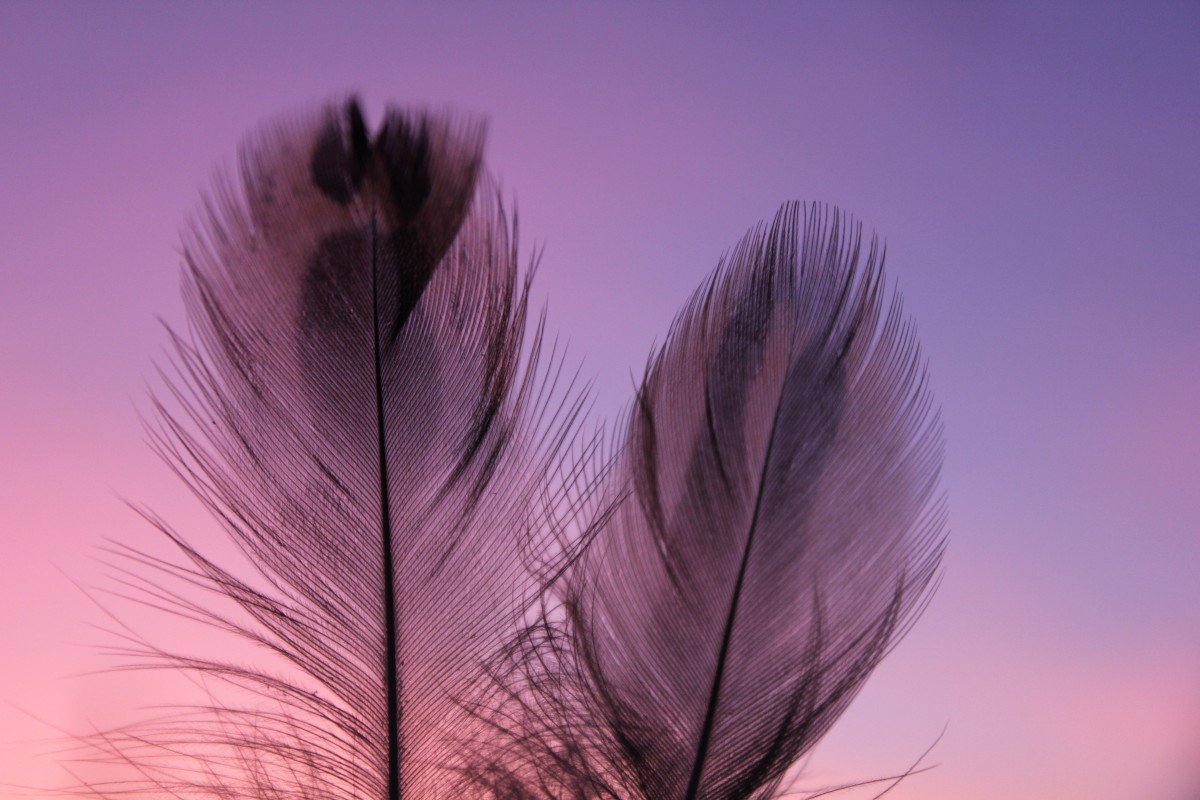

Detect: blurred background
1,3,1197,797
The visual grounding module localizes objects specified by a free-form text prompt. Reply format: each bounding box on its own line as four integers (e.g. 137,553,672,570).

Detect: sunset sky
1,3,1197,797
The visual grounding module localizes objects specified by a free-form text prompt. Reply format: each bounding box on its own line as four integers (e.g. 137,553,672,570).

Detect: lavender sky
1,3,1197,797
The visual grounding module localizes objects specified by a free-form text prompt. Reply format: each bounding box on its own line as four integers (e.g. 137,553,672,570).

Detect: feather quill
462,203,944,800
80,99,581,800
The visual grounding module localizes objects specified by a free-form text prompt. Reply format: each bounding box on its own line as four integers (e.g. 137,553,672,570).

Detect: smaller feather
463,202,945,800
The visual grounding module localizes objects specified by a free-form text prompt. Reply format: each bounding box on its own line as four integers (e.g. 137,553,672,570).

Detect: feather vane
86,99,573,800
462,203,944,800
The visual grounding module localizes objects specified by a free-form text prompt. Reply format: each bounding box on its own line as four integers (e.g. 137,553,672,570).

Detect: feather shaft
369,215,403,800
683,382,787,800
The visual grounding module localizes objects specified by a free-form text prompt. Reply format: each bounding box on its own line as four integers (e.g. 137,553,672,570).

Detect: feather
79,99,583,800
462,202,945,800
71,99,944,800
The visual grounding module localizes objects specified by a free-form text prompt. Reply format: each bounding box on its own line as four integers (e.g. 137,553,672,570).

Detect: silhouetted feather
70,97,944,800
77,99,584,800
461,203,945,800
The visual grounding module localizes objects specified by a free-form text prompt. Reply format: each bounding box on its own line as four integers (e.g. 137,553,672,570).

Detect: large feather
80,99,581,800
463,203,945,800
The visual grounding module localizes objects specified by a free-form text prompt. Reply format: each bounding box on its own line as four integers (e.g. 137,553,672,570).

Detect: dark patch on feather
702,382,733,497
381,230,438,351
301,229,369,334
310,99,371,205
375,115,433,221
632,379,684,594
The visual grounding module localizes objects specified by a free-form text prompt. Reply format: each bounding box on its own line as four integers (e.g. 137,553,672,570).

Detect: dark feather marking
383,231,438,350
702,381,733,498
310,99,371,205
302,230,370,336
377,116,433,221
632,378,683,594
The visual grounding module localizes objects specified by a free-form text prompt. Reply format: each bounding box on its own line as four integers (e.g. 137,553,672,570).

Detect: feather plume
460,203,945,800
71,100,944,800
77,99,584,800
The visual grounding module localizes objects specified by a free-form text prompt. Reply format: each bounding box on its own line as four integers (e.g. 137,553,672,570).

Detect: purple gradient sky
2,3,1197,797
